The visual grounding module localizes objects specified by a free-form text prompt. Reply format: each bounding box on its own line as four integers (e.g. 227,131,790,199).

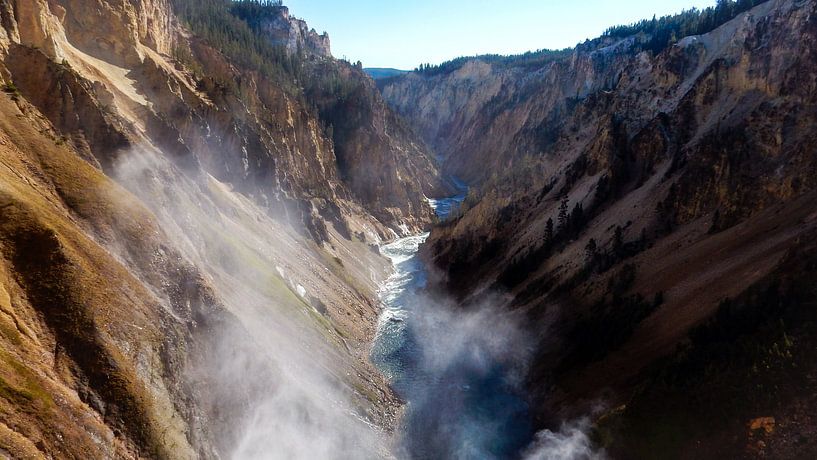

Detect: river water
371,188,534,459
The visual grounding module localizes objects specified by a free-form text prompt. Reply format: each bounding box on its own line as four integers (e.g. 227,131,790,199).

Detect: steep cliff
254,5,332,57
0,0,439,457
173,0,444,235
381,0,817,456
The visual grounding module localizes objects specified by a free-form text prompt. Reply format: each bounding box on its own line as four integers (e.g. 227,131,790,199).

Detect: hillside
0,0,444,457
379,0,817,456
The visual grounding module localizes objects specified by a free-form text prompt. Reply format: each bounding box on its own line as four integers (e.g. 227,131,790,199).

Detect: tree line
414,0,769,78
170,0,300,86
414,48,572,77
603,0,770,54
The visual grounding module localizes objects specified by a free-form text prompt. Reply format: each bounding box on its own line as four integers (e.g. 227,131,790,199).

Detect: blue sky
285,0,718,69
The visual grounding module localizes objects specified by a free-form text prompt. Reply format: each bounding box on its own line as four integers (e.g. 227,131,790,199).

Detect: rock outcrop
259,6,331,57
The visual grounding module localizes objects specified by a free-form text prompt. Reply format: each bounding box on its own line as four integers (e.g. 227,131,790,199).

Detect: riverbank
371,191,535,459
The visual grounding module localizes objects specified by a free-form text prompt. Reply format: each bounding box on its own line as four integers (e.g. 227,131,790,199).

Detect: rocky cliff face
259,6,331,57
0,0,437,457
7,0,440,240
381,0,817,456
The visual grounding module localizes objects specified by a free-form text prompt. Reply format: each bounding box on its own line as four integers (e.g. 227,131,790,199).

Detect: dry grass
0,93,189,458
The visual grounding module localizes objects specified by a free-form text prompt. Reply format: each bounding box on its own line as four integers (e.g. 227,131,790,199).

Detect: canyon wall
381,0,817,456
0,0,440,457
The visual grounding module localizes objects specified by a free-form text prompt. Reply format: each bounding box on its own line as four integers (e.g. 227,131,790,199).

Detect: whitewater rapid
371,186,534,459
371,183,465,388
371,232,429,383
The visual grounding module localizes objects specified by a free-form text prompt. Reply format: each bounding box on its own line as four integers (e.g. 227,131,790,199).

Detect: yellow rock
748,417,776,435
0,283,11,312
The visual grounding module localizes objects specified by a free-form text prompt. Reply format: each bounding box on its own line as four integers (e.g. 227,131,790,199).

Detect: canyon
0,0,441,457
0,0,816,459
380,0,817,457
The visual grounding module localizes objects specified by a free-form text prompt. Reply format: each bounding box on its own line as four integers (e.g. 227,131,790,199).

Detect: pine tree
545,218,554,245
557,197,569,233
570,202,585,237
602,0,767,54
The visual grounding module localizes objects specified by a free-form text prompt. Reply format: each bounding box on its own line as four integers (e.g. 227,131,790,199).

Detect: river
371,187,534,459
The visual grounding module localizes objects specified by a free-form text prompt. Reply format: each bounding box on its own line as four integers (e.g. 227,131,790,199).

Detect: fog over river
371,190,603,459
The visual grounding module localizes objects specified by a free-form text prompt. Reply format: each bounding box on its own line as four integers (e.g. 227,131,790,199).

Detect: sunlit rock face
258,5,332,58
6,0,442,237
0,0,441,457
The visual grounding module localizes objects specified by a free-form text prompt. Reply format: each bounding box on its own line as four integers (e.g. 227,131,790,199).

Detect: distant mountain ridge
365,67,409,80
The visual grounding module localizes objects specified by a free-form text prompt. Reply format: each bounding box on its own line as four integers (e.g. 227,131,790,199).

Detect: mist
522,419,607,460
103,143,607,459
371,229,606,459
113,147,388,459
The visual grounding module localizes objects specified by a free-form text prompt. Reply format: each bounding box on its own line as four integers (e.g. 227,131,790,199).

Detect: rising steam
523,419,607,460
108,144,605,459
113,147,387,459
372,230,606,459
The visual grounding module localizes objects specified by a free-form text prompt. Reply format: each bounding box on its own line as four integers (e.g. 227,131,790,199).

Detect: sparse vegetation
169,0,383,168
409,0,770,79
171,44,204,78
603,0,770,54
169,0,301,88
0,352,54,410
615,244,817,455
2,82,19,95
2,82,22,102
561,264,663,366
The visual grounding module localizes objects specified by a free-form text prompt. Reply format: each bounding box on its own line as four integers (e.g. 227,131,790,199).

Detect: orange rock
749,417,776,435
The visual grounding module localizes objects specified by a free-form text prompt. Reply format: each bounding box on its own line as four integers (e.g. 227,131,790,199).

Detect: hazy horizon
285,0,719,69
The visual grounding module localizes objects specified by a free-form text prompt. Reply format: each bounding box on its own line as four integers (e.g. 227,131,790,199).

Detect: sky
285,0,718,69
